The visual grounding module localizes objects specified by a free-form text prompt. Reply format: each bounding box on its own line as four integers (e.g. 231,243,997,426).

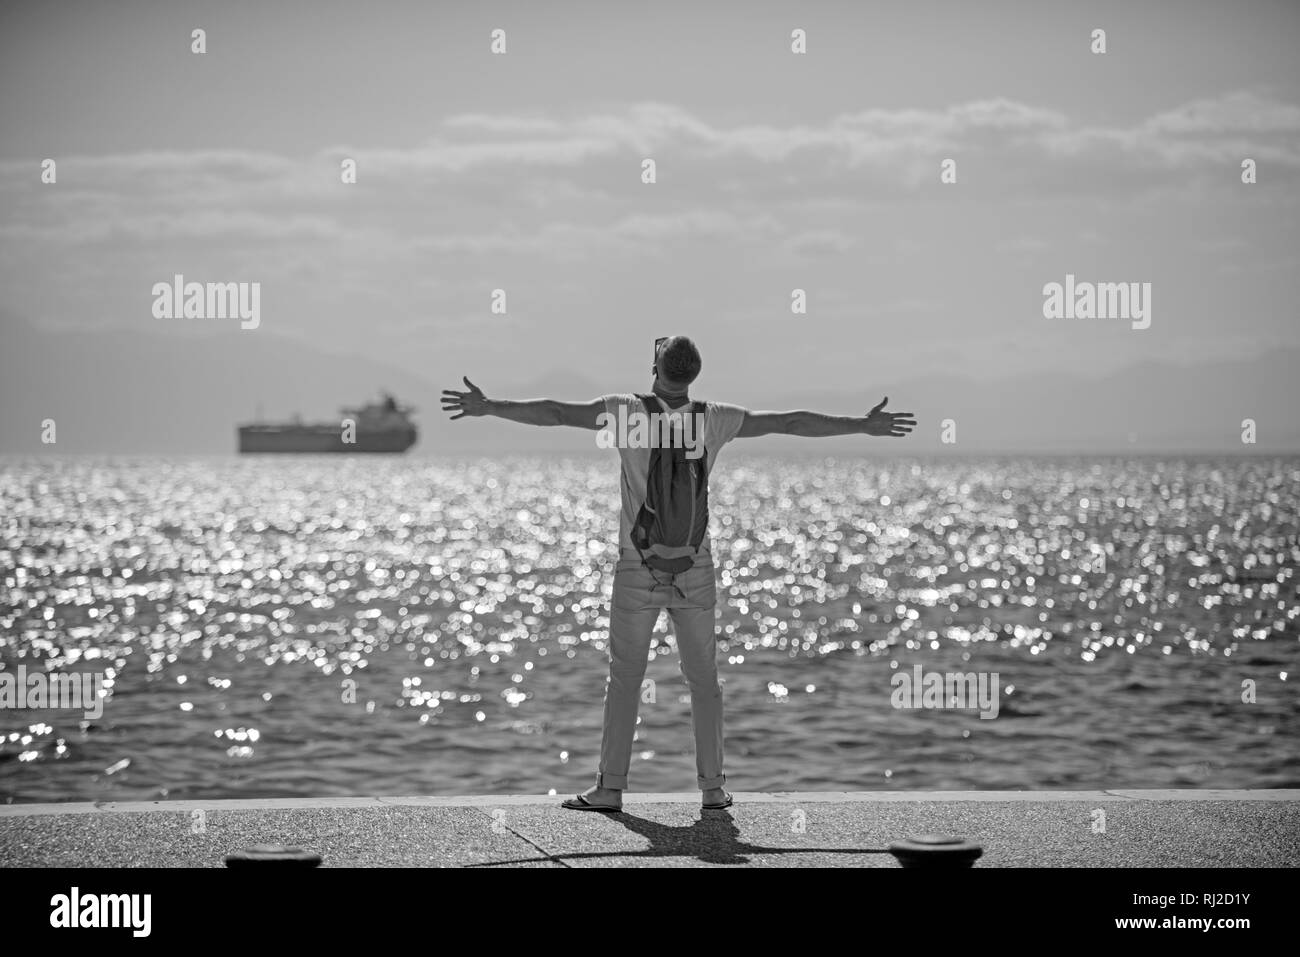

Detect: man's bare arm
441,377,605,430
737,397,916,438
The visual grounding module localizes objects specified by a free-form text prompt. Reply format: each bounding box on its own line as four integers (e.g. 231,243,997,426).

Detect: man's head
653,335,702,392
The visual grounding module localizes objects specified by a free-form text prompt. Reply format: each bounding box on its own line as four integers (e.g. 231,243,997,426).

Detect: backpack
629,394,709,578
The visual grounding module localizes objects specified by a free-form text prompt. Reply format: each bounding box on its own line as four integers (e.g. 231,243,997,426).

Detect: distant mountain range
2,316,1297,454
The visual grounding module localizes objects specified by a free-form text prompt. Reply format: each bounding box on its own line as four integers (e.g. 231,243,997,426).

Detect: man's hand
441,377,489,420
440,379,606,429
737,397,919,438
863,397,916,437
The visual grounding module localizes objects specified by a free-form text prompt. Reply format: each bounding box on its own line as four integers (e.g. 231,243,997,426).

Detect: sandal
561,793,623,813
702,791,733,810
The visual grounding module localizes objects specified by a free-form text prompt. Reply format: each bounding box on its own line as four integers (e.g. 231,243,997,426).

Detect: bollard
224,844,322,867
888,834,982,868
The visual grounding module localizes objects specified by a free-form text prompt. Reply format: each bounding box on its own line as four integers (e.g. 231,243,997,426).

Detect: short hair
657,336,702,385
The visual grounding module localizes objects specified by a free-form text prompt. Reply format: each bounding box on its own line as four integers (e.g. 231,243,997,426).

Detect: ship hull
238,425,417,453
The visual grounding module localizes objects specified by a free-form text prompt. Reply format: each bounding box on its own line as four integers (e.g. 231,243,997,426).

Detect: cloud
0,211,353,244
5,91,1296,252
1143,91,1300,135
1036,91,1300,171
785,229,858,257
2,90,1295,347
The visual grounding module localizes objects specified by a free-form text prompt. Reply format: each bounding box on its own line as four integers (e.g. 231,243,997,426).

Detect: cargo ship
238,393,418,453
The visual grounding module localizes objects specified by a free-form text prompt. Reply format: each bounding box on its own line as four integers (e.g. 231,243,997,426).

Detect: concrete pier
1,790,1296,868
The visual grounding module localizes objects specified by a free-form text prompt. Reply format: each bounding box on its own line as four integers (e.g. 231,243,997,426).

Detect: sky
1,0,1298,452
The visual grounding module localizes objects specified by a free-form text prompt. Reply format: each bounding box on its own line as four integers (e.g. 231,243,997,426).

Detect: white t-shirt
599,393,747,564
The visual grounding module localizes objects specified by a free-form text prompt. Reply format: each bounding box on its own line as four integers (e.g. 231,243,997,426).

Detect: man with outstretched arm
441,336,915,811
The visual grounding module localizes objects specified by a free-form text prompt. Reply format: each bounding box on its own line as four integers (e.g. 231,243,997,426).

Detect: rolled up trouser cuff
698,773,726,790
596,770,628,790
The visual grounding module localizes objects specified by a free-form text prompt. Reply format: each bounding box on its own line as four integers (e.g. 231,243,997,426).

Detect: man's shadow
475,807,891,867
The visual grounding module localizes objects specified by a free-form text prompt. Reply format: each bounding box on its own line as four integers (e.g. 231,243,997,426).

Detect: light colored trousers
596,551,726,791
